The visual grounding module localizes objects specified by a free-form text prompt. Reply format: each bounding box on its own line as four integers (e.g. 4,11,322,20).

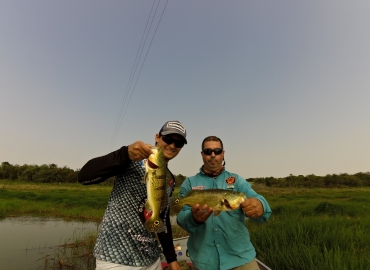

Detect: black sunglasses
202,148,223,156
161,135,185,148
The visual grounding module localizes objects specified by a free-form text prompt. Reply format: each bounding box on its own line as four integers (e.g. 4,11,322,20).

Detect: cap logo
166,121,186,134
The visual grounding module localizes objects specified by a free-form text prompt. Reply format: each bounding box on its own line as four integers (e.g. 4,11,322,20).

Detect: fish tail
145,217,165,233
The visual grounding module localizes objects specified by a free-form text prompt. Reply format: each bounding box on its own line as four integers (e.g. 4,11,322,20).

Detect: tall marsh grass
42,230,96,269
249,187,370,270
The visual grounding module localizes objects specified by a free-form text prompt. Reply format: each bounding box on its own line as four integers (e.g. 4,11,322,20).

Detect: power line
109,0,169,150
109,0,157,151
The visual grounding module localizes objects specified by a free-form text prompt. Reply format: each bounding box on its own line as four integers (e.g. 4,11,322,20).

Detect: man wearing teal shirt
177,136,272,270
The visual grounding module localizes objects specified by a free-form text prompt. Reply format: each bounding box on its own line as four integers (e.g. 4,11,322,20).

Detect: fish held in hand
143,147,168,232
171,189,246,216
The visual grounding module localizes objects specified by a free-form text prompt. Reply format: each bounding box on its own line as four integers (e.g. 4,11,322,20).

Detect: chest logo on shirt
225,176,236,184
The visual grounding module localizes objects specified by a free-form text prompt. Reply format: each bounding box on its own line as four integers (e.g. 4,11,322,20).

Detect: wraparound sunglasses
202,148,223,155
161,135,185,148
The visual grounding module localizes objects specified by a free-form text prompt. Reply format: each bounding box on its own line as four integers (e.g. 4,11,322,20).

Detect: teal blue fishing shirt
176,168,272,270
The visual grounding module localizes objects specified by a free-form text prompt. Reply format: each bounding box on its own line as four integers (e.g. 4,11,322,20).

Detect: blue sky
1,0,369,179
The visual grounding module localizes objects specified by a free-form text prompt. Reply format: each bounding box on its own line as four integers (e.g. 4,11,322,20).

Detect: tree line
247,172,370,188
0,162,79,183
0,162,187,186
1,162,369,188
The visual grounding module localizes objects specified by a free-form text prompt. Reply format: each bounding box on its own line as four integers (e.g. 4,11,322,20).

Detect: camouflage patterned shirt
93,161,176,266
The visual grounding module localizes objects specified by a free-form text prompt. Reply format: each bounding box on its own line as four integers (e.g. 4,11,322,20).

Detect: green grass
2,181,370,269
249,187,370,270
0,180,111,221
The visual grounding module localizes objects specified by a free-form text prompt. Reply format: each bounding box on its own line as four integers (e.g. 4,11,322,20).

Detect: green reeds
249,187,370,270
43,229,97,269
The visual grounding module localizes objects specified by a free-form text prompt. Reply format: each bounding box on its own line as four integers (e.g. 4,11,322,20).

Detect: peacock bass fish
142,147,168,233
171,189,246,216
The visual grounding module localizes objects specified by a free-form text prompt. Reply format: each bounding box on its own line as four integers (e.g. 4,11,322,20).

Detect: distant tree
175,174,187,187
19,165,39,182
354,172,370,186
0,162,17,180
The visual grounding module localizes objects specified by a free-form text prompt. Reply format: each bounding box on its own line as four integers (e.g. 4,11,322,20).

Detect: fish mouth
147,159,158,169
223,197,244,210
223,199,234,210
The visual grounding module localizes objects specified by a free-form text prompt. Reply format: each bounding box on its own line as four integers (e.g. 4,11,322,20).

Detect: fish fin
213,210,222,216
184,190,197,196
145,200,152,211
142,172,148,184
156,222,166,233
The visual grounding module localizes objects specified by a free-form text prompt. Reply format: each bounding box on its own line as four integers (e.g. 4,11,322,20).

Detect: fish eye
154,220,159,225
175,199,179,203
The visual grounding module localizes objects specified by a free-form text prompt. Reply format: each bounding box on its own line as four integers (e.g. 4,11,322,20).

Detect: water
0,217,99,270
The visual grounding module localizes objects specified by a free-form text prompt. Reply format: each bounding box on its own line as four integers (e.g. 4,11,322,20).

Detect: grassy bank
1,181,370,269
0,180,111,221
249,186,370,269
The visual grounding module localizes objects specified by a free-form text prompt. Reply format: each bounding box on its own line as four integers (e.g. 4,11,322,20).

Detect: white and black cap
159,120,187,144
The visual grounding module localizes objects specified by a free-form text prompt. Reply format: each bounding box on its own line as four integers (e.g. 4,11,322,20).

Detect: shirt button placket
215,226,220,248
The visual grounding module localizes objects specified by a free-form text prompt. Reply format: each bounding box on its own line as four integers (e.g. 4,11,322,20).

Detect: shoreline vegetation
1,180,370,269
1,161,370,189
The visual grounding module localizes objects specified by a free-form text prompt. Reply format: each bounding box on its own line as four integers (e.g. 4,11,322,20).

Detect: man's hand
191,204,213,224
241,197,263,218
127,141,153,161
168,261,182,270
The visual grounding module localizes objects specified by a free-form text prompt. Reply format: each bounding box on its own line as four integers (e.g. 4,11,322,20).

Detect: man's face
155,134,184,161
201,140,224,172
